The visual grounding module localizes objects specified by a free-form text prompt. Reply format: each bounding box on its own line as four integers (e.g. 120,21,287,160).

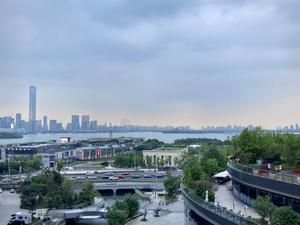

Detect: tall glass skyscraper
71,115,80,131
29,86,36,132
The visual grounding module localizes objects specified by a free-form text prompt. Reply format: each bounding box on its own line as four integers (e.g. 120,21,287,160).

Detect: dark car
132,175,140,179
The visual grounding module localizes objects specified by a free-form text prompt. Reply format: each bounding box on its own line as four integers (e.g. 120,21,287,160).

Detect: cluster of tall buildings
0,86,107,133
0,86,38,133
0,86,193,134
0,86,96,133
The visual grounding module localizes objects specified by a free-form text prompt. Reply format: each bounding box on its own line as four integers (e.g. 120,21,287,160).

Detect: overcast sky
0,0,299,128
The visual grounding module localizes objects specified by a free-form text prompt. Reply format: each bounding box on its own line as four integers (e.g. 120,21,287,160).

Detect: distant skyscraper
49,120,57,132
29,86,37,132
15,113,22,129
90,120,98,130
71,115,80,131
81,115,90,130
43,116,48,131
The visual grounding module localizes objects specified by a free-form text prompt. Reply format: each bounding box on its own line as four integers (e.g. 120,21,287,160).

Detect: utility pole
134,149,136,170
8,155,11,180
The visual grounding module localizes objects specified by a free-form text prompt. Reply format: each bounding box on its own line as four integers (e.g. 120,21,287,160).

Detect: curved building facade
227,160,300,213
181,185,258,225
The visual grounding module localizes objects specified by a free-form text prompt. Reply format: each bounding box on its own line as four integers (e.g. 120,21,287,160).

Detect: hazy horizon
0,1,300,129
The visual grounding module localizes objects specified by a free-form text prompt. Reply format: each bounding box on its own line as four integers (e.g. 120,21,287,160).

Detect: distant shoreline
163,130,241,134
0,132,23,139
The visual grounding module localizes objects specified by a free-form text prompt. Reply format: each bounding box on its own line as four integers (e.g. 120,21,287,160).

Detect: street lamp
7,154,11,180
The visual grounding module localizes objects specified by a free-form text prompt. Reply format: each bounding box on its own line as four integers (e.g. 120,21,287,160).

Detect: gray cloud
0,0,299,128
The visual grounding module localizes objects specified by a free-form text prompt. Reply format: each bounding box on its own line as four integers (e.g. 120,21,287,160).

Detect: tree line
232,127,300,168
19,170,97,210
0,156,42,174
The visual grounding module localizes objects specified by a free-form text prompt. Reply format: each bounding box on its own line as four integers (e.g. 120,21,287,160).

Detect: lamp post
7,154,11,180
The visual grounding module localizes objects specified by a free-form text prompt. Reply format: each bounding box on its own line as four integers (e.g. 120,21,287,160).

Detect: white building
10,212,32,224
143,147,188,167
34,208,48,220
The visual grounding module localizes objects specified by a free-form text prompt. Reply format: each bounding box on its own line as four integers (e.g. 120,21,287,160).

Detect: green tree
145,155,152,168
107,194,140,225
194,179,215,202
201,158,221,177
163,173,181,201
19,170,103,210
114,152,145,168
135,139,164,151
107,207,128,225
123,194,140,218
253,196,276,225
271,206,300,225
76,181,97,206
56,159,64,172
182,156,205,186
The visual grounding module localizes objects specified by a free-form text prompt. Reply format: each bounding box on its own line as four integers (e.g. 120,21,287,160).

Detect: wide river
0,131,237,145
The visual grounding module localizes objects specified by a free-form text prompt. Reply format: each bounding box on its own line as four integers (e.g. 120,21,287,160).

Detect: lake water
0,131,237,145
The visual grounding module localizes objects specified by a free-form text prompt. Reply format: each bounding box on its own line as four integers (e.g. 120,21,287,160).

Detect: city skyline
1,1,300,128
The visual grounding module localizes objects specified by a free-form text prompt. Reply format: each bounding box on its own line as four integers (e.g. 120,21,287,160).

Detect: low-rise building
9,212,32,225
143,147,188,167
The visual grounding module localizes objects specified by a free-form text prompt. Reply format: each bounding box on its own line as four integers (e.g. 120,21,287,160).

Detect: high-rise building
71,115,80,131
29,86,37,132
90,120,98,130
81,115,90,130
0,116,14,129
49,120,57,132
43,116,48,131
15,113,22,129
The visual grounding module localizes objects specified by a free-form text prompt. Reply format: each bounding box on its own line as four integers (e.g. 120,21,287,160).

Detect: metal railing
181,185,260,225
228,160,300,185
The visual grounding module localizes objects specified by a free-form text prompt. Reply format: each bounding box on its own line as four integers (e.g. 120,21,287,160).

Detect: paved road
65,170,182,182
0,192,26,225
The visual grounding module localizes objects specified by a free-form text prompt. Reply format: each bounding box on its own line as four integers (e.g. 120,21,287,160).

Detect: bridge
93,182,164,195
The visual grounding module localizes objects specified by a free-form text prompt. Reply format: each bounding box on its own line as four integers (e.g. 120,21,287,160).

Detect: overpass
93,182,164,195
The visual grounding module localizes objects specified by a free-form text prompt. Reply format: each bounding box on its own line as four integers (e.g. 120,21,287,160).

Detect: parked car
0,188,3,193
2,178,11,182
109,176,118,180
88,176,97,179
105,172,114,176
132,175,140,179
153,174,164,178
118,175,125,179
76,176,85,180
143,174,152,178
121,172,130,176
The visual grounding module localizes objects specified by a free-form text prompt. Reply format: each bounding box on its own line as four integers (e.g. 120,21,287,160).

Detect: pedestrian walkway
215,182,259,219
126,196,184,225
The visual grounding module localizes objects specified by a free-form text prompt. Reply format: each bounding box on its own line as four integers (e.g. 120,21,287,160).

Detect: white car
108,176,118,180
2,178,11,182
